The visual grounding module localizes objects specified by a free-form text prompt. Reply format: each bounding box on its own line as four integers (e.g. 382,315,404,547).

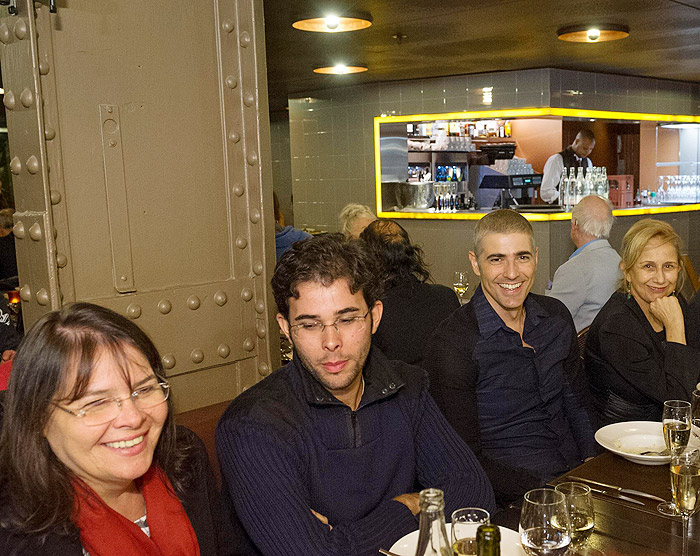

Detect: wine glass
691,390,700,441
453,271,470,305
451,507,490,556
670,448,700,556
658,399,692,516
554,482,594,545
520,488,572,556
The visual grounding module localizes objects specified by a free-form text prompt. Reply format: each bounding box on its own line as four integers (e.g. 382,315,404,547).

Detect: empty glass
451,507,490,556
554,482,595,544
520,488,572,556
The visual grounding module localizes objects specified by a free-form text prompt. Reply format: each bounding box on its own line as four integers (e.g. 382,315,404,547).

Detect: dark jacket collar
291,347,406,408
470,284,547,339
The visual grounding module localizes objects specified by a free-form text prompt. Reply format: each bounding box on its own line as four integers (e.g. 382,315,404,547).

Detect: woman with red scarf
0,303,238,556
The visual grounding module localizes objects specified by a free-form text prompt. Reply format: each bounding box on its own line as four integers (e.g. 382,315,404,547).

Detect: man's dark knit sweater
216,348,495,556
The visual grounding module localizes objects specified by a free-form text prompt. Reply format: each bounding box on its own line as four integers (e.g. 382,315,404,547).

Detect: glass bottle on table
476,523,500,556
414,488,451,556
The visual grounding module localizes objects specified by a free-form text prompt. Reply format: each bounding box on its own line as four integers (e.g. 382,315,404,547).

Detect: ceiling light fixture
313,64,368,75
557,23,630,43
292,11,372,33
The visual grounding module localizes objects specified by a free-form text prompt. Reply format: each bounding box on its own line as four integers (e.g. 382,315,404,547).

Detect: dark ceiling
263,0,700,114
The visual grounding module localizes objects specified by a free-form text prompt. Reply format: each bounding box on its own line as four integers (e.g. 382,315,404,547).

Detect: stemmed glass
691,390,700,441
670,448,700,556
658,399,692,516
520,488,572,556
453,271,470,305
451,508,490,556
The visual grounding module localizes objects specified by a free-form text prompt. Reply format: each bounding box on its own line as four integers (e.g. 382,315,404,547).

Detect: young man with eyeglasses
216,234,494,556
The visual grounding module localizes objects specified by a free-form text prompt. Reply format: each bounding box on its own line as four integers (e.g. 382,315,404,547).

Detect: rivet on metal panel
255,300,265,314
243,338,255,352
233,183,244,196
28,223,42,241
19,285,31,301
50,190,61,205
13,221,25,239
126,304,142,319
13,19,27,40
187,295,201,310
0,24,10,44
20,88,34,108
162,354,176,370
258,362,270,376
10,157,21,175
4,91,16,110
228,131,240,143
36,288,49,306
222,19,234,33
253,262,264,275
250,209,261,223
225,76,238,89
239,31,251,47
109,139,117,147
56,253,67,268
44,125,56,140
217,343,230,358
157,299,172,314
214,291,228,306
190,349,204,364
243,93,255,107
26,155,39,174
38,60,50,75
235,236,248,249
256,324,267,339
107,106,113,114
246,152,258,165
240,288,253,302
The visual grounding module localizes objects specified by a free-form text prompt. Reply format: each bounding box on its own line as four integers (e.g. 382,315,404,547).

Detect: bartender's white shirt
540,152,593,204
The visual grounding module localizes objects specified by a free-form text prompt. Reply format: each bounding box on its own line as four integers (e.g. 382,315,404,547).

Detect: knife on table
567,475,666,503
586,486,646,506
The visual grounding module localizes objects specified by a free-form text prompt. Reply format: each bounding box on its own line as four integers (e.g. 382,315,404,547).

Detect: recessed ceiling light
293,12,372,33
557,23,630,43
313,64,368,75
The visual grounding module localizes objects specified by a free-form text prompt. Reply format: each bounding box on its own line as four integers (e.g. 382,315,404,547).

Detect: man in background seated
339,203,376,239
424,210,596,506
546,195,622,331
360,219,459,367
217,234,494,556
274,192,311,262
0,209,18,282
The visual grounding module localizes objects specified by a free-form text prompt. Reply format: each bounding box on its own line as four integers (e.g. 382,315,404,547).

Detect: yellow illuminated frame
373,107,700,221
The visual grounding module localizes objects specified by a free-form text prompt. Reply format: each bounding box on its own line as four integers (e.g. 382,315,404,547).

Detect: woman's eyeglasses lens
74,381,170,426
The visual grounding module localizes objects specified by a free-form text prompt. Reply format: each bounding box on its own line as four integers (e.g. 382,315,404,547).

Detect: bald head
570,195,615,247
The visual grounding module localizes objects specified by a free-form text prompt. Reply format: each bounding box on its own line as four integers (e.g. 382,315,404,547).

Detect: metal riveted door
0,0,277,411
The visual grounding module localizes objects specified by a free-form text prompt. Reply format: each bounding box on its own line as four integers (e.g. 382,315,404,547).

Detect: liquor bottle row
559,167,609,210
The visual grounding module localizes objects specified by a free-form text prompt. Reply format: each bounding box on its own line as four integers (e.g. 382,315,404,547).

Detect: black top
424,286,596,506
0,426,242,556
373,277,460,366
0,233,17,281
585,291,700,427
687,292,700,350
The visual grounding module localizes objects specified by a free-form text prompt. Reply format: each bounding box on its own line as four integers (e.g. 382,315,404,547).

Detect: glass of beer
451,507,490,556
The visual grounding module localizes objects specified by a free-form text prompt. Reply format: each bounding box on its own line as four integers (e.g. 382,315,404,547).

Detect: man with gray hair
546,195,622,331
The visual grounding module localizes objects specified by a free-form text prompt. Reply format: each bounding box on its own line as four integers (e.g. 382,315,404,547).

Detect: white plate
595,420,700,466
390,523,526,556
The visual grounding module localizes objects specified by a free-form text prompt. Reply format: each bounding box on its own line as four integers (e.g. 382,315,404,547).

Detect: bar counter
393,204,700,297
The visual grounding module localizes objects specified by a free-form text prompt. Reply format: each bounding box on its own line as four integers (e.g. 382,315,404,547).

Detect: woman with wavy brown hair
585,219,700,426
0,303,235,556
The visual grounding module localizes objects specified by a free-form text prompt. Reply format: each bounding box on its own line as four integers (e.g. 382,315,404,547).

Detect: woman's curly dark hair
359,220,431,288
272,233,383,319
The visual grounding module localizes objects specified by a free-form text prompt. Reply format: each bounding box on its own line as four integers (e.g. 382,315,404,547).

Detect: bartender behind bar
540,129,596,204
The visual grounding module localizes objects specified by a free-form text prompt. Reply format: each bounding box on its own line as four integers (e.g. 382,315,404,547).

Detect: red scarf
73,465,201,556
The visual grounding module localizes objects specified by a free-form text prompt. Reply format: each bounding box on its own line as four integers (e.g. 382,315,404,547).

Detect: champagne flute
554,482,594,544
520,488,572,556
453,271,470,305
658,399,692,516
451,507,490,556
691,390,700,441
670,448,700,556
